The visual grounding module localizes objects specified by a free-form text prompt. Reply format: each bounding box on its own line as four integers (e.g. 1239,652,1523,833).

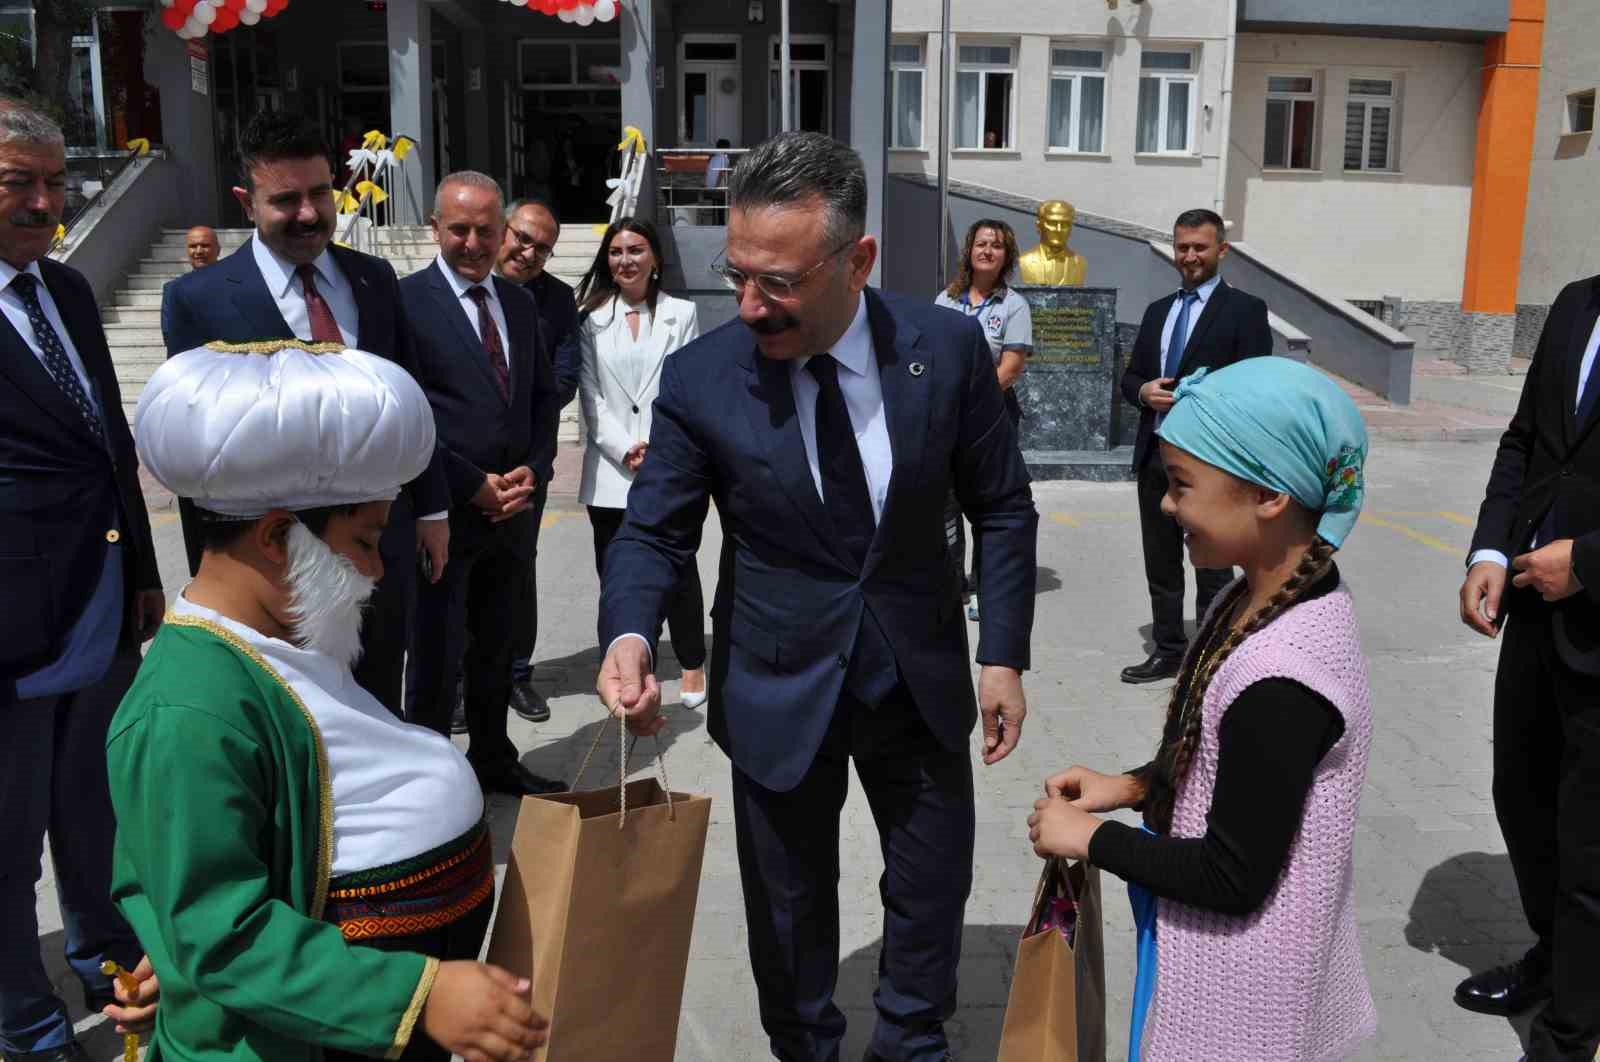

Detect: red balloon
172,0,196,13
161,5,186,29
223,0,245,9
212,8,238,30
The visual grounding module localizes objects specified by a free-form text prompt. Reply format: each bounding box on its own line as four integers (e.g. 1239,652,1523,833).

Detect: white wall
1519,0,1600,305
1226,33,1481,302
887,0,1232,237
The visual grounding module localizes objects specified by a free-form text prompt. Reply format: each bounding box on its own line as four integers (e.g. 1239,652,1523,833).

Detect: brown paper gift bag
996,858,1107,1062
486,718,712,1061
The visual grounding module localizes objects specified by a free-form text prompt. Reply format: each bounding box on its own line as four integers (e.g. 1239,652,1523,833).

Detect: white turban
135,341,436,518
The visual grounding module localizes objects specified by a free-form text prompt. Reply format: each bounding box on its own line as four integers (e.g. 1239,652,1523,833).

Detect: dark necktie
1538,354,1600,544
10,273,104,443
1164,290,1200,379
468,286,511,403
295,264,344,344
806,353,876,569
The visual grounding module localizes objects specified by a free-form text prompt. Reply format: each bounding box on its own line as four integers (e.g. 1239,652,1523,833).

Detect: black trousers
408,509,534,770
732,688,974,1062
321,894,493,1062
509,481,550,683
1136,459,1233,656
587,505,706,670
353,497,417,718
1495,606,1600,1061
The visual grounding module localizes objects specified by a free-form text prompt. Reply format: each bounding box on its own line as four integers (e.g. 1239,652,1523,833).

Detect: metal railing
62,148,141,233
655,147,748,227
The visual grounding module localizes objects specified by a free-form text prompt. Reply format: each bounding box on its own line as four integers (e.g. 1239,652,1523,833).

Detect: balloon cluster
158,0,287,40
499,0,619,24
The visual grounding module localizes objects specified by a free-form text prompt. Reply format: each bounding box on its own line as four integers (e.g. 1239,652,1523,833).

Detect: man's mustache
749,316,796,336
284,220,329,236
10,210,56,228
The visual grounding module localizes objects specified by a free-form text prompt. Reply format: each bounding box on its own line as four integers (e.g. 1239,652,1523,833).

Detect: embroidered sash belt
323,820,493,942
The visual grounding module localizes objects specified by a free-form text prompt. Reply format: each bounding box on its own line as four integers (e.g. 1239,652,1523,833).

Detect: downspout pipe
1214,0,1237,230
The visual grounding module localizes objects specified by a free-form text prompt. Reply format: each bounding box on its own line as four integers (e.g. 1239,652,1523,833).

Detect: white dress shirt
0,259,97,408
173,594,484,875
251,237,358,348
1469,313,1600,570
435,254,512,391
790,292,893,523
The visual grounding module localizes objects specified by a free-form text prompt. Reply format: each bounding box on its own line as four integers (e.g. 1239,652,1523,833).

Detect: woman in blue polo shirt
935,218,1033,620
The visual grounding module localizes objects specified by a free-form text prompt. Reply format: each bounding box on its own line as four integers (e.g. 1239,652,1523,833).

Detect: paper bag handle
1024,857,1077,936
572,705,676,829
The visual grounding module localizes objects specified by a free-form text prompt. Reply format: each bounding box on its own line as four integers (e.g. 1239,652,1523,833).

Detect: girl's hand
1028,796,1103,861
101,955,159,1035
623,442,648,472
1045,766,1141,812
422,961,548,1062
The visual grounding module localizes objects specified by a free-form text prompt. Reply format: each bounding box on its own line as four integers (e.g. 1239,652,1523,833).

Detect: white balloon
182,14,204,33
239,8,260,23
574,3,594,25
594,0,617,20
194,1,217,24
245,0,267,12
557,5,575,20
159,0,174,7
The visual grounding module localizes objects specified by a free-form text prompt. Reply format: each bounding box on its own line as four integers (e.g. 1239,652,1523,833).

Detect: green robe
107,613,437,1060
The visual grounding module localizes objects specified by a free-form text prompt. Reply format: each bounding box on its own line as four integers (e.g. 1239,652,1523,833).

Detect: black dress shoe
475,761,567,797
1454,951,1552,1016
1121,653,1182,684
450,679,468,735
11,1043,90,1061
509,681,551,723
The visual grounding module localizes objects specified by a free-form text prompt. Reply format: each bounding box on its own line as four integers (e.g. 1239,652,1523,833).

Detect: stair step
100,307,162,325
130,256,596,280
103,325,165,345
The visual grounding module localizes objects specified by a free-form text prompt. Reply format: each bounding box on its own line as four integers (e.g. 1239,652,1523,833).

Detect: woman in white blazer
575,218,707,706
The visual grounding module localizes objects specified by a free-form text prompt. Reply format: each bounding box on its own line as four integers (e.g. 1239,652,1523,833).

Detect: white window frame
1136,46,1198,156
953,38,1018,151
767,34,833,136
1262,71,1319,170
1046,42,1108,154
889,37,925,150
1566,88,1596,135
1344,76,1398,173
679,34,742,147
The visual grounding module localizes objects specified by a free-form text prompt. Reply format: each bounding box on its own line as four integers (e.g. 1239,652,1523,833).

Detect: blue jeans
0,647,143,1054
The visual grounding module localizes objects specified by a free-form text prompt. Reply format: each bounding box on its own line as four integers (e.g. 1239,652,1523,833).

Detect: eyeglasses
506,225,556,259
710,238,856,303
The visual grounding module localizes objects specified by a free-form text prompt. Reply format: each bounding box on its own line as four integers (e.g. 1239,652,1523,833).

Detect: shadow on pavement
1037,566,1063,594
529,636,706,699
1405,851,1536,1053
33,930,129,1061
835,924,1027,1061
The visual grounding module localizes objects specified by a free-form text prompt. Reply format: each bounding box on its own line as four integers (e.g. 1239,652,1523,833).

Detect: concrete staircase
102,224,605,424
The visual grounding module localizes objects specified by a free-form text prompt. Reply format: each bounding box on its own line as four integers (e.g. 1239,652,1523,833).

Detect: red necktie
468,286,511,403
296,264,344,344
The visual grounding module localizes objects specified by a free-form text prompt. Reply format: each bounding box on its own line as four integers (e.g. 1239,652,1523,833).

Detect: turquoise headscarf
1155,358,1369,549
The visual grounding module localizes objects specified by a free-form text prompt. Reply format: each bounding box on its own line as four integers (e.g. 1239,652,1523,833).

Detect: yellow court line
541,509,585,530
1435,510,1477,528
1359,514,1460,556
1048,512,1081,528
151,511,179,528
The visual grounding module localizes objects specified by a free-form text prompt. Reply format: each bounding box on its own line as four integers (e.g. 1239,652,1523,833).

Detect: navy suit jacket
523,269,581,409
160,239,450,570
1119,279,1273,470
599,288,1039,791
401,262,558,520
1,259,160,691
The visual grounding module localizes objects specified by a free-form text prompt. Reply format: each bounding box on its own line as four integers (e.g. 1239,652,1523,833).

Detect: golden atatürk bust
1017,200,1088,286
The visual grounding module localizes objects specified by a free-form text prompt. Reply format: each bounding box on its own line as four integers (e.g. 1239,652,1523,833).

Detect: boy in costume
108,339,548,1061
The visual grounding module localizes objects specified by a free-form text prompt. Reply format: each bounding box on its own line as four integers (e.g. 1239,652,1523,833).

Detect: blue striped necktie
1163,290,1200,379
11,272,104,443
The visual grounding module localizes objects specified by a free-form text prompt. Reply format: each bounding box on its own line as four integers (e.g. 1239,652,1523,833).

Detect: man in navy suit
598,133,1038,1062
159,111,449,717
402,171,564,797
0,100,162,1061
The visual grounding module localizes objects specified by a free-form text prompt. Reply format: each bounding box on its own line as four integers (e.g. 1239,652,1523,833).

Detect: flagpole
936,0,951,278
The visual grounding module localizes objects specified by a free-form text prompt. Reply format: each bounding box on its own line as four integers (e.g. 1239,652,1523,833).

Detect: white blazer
577,292,700,508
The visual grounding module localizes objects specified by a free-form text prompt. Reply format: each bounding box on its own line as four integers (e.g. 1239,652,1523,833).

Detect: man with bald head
401,171,564,796
184,225,219,270
494,197,580,723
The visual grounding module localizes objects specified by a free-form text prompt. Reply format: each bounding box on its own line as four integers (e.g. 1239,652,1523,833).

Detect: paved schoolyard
42,438,1533,1060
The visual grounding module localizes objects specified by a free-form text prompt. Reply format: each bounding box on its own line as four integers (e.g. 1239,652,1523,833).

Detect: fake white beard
283,520,377,670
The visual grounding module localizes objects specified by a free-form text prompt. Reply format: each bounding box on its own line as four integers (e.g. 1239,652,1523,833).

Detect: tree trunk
32,0,95,141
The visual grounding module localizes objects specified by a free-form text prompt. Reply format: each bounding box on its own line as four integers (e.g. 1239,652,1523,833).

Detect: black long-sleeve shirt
1088,568,1346,917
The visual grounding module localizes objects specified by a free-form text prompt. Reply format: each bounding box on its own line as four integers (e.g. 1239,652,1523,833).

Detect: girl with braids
1026,357,1377,1061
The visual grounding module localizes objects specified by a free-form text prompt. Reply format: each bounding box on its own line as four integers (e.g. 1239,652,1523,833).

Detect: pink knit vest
1142,584,1377,1062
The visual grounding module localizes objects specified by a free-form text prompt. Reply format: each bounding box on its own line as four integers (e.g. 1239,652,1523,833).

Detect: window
890,40,924,149
1567,89,1596,134
1047,45,1106,153
1344,77,1397,171
680,36,741,148
768,36,832,135
1263,73,1318,169
1137,47,1196,154
518,39,623,89
338,42,390,92
955,41,1016,149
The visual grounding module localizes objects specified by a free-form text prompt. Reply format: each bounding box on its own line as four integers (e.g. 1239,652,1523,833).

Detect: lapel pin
909,362,926,377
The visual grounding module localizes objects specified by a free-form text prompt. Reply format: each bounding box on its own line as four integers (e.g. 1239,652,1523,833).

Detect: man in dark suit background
598,133,1037,1062
0,99,162,1061
1118,208,1272,683
403,171,564,797
159,111,449,717
1455,273,1600,1059
494,197,581,724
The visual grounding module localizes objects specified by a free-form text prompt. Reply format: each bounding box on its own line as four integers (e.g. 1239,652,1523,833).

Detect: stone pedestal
1011,285,1133,481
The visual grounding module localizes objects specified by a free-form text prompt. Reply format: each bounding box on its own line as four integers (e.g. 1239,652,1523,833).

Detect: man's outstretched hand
598,635,664,736
978,665,1026,765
